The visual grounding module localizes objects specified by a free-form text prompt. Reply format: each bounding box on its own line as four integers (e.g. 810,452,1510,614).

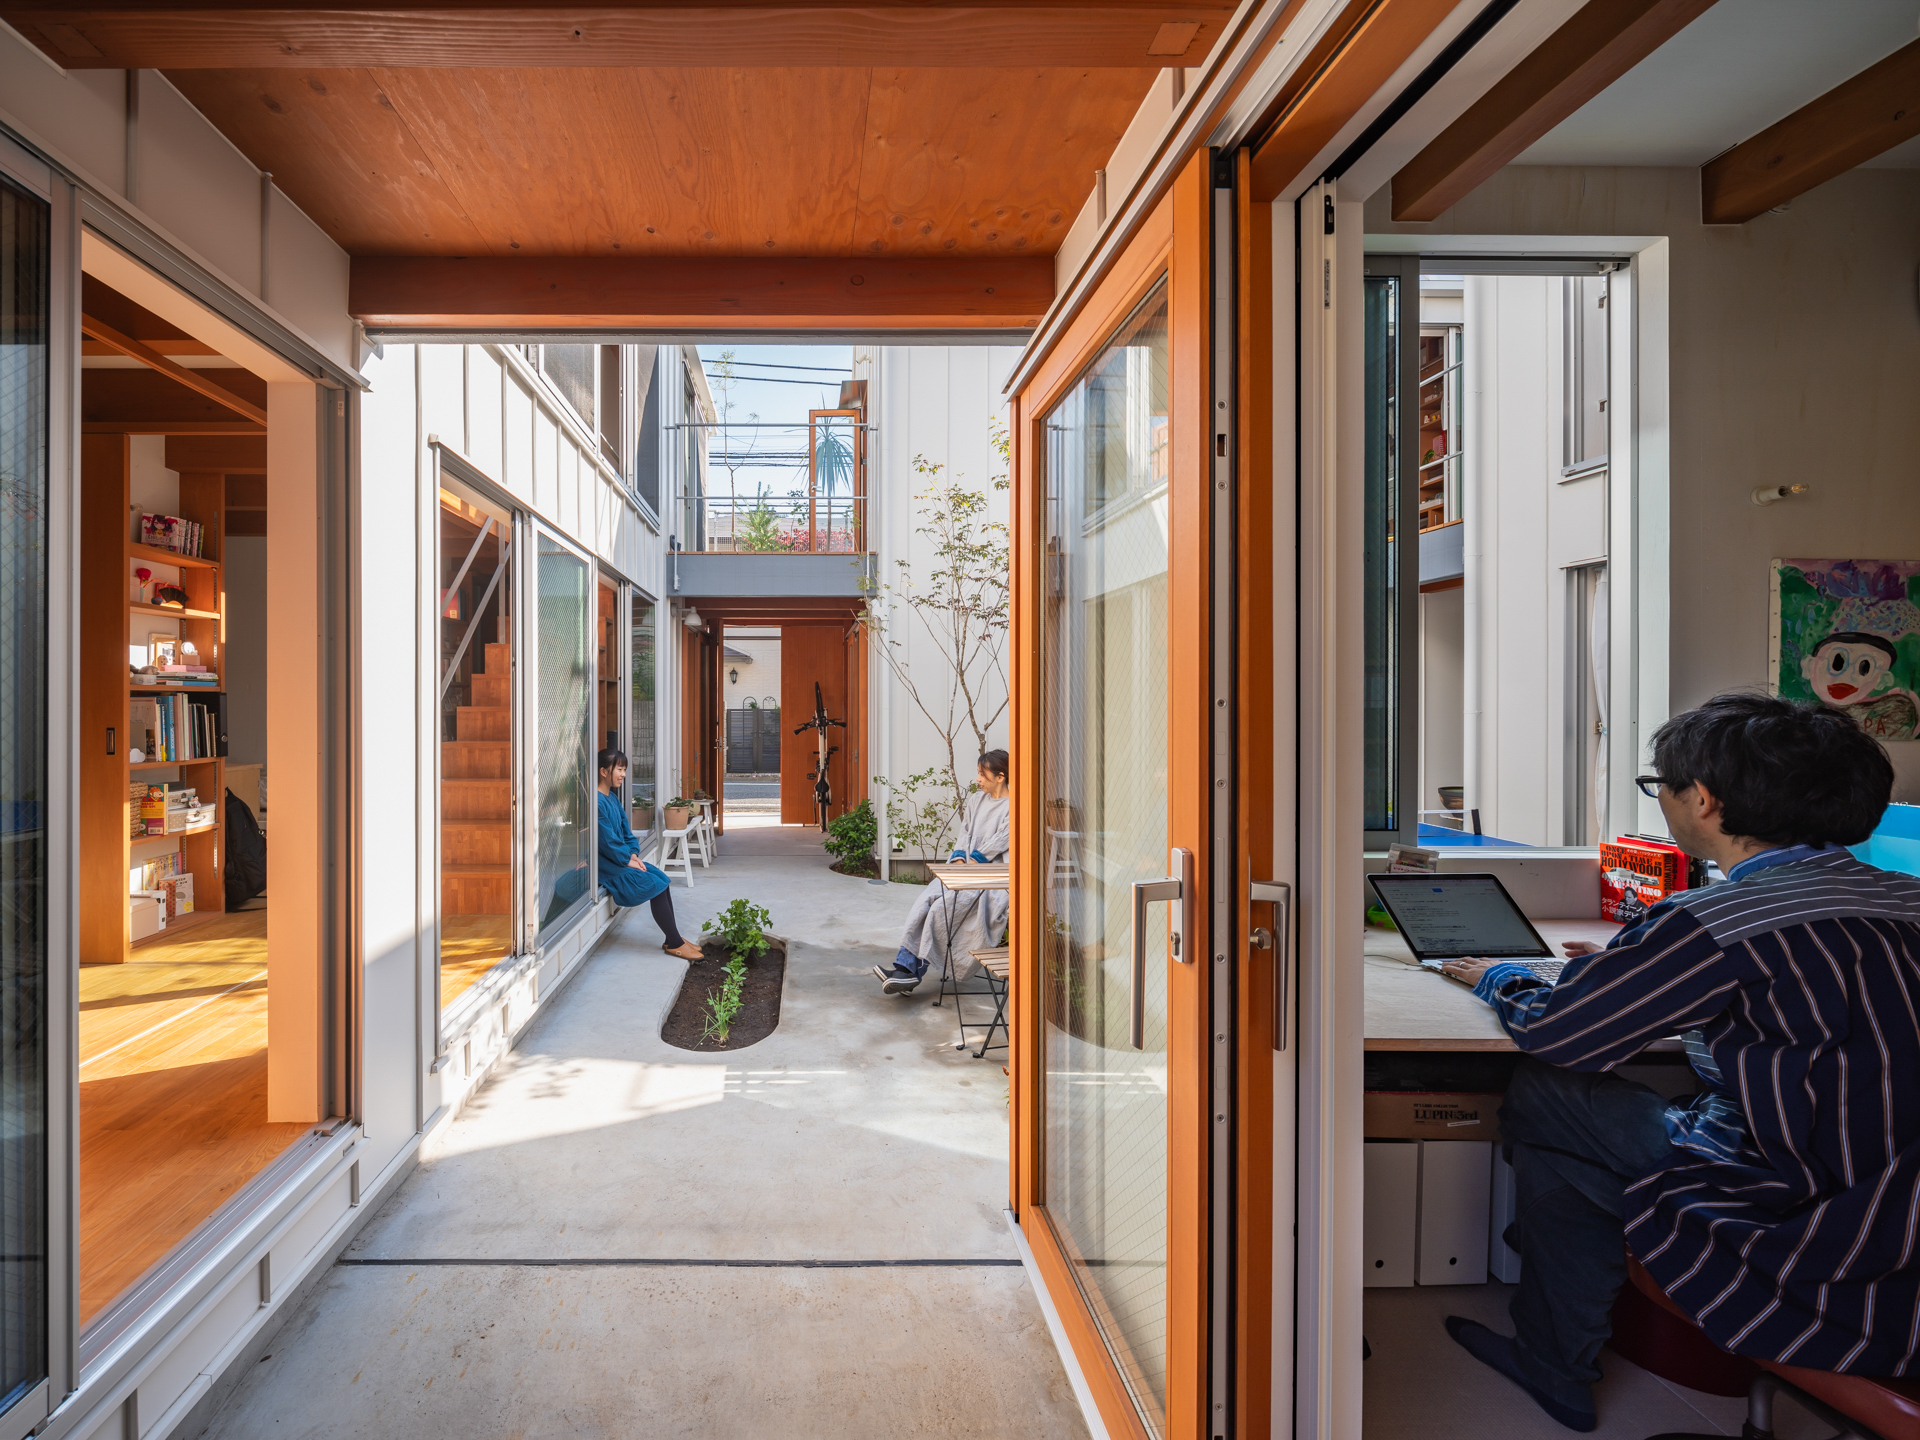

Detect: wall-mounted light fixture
729,668,739,684
683,606,706,630
1753,484,1810,506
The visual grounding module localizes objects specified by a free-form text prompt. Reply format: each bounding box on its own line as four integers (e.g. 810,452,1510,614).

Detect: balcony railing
675,410,868,555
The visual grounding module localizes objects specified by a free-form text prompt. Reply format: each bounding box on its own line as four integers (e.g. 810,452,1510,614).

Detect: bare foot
666,940,703,960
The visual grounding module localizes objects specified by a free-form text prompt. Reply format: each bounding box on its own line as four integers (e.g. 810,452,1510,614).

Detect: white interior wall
1419,587,1464,814
866,344,1018,852
0,41,355,372
1370,165,1920,808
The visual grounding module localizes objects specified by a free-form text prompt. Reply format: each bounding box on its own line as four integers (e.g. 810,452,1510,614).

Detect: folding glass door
0,161,53,1440
438,479,517,1010
531,526,595,942
1013,154,1226,1440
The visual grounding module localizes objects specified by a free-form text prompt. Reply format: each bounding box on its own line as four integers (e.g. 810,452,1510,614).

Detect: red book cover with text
1599,838,1688,925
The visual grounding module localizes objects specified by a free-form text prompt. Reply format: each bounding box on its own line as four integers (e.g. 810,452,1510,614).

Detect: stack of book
131,694,223,761
139,512,205,558
131,850,183,893
129,664,218,688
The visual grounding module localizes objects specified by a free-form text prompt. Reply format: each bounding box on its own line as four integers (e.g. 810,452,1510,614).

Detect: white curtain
1591,569,1610,840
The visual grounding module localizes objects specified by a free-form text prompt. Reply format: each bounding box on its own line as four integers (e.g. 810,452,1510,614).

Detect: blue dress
597,790,671,907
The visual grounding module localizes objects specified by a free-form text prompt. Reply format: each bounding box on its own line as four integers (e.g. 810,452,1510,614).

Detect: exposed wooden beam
83,337,221,357
80,314,269,425
82,369,270,427
1702,38,1920,224
1390,0,1721,223
3,2,1229,68
82,419,265,435
166,435,269,474
350,256,1054,330
1249,0,1464,203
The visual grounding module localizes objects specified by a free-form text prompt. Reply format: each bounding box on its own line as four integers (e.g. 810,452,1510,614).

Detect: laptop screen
1367,873,1553,960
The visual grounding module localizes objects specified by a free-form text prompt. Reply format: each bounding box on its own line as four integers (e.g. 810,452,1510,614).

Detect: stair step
483,641,511,672
471,672,509,707
442,778,510,821
444,819,510,864
456,707,509,742
443,740,510,779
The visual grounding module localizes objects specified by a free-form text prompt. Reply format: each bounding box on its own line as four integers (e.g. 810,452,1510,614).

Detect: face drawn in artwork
1804,632,1897,706
1802,631,1919,739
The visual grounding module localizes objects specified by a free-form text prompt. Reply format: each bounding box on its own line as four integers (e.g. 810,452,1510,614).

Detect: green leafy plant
703,897,772,962
824,798,878,874
872,766,968,860
738,491,791,553
702,955,748,1043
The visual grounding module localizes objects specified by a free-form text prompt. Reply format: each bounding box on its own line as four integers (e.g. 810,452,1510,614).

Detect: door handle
1250,880,1291,1051
1129,851,1188,1051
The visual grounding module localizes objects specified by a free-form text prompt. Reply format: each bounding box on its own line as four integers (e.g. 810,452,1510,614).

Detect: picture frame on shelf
148,633,177,668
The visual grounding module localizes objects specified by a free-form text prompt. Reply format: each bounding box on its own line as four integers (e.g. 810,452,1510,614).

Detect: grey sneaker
880,969,921,995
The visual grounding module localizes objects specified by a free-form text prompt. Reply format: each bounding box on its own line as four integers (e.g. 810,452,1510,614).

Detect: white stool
657,827,696,886
694,799,718,863
1047,829,1082,887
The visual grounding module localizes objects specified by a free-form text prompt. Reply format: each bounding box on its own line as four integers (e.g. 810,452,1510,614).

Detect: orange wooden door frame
1008,149,1218,1440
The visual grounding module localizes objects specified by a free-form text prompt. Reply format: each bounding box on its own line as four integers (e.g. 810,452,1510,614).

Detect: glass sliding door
437,479,516,1010
630,598,657,833
1016,157,1220,1440
0,170,50,1429
1040,279,1173,1434
533,528,594,938
1362,257,1418,848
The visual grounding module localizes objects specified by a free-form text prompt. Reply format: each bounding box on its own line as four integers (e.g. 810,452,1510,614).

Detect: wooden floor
441,916,514,1010
80,908,307,1326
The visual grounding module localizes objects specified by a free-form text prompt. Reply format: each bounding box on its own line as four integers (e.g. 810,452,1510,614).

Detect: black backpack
224,789,267,910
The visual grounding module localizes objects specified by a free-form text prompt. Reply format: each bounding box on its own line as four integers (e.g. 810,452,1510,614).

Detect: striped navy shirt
1473,846,1920,1374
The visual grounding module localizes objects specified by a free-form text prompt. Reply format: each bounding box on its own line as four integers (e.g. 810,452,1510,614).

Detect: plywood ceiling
167,65,1160,259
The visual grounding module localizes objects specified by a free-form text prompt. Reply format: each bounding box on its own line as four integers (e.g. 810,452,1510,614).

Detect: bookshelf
80,434,229,962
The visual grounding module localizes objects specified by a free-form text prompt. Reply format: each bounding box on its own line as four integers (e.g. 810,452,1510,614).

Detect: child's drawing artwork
1771,559,1920,740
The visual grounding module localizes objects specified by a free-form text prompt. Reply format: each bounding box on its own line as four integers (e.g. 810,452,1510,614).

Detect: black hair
1815,631,1899,662
596,747,628,773
1650,692,1892,847
977,749,1010,781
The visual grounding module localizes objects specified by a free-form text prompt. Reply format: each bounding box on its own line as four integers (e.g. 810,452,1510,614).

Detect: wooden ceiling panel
167,68,491,251
82,369,270,425
370,66,874,255
164,64,1153,259
852,66,1153,255
8,3,1228,70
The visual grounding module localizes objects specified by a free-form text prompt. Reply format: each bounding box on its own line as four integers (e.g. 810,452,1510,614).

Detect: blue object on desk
1417,822,1527,848
1852,803,1920,877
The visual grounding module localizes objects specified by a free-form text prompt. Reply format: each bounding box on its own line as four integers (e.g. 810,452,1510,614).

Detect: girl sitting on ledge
596,747,703,960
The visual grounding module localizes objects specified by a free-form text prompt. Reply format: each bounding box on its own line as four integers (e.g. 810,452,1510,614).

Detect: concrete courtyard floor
199,820,1088,1439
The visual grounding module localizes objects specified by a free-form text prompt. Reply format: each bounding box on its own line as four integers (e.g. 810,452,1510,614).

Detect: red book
1599,838,1688,925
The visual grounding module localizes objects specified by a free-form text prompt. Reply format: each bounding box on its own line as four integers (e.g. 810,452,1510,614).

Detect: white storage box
1363,1141,1419,1287
130,893,166,941
166,803,217,833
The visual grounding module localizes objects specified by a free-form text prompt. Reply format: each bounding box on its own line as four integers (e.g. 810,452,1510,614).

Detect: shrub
824,798,878,875
702,897,772,962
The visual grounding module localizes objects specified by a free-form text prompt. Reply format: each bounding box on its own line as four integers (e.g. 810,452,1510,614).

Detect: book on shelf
131,850,183,893
130,693,226,763
138,512,204,559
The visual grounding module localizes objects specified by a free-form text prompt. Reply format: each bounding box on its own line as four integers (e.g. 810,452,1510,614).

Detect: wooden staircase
443,638,511,917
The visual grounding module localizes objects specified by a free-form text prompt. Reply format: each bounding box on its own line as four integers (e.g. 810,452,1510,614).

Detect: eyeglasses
1634,775,1679,799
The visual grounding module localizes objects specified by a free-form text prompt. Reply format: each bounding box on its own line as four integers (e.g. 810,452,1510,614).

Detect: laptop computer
1366,872,1567,986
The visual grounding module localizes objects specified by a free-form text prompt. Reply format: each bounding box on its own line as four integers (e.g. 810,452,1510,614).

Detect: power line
706,372,847,387
707,359,851,374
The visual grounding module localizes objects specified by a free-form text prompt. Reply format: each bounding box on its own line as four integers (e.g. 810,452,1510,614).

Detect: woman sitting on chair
874,750,1010,995
596,748,703,960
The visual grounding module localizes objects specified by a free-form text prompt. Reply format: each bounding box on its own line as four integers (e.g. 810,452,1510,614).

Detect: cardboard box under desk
1364,1091,1503,1143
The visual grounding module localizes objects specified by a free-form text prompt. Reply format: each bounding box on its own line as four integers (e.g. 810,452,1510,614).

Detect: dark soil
661,938,787,1052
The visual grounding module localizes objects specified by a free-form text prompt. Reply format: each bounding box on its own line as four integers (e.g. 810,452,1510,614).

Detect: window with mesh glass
541,345,596,433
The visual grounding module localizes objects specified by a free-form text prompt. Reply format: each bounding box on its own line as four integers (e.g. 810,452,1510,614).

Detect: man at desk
1438,693,1919,1432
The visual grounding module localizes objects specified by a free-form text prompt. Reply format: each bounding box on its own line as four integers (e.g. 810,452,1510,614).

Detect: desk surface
1362,919,1684,1052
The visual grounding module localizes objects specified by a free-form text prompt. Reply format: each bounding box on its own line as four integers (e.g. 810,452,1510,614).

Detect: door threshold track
337,1256,1023,1269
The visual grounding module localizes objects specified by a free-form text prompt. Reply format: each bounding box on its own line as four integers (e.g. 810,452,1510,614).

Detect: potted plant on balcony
664,796,696,831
